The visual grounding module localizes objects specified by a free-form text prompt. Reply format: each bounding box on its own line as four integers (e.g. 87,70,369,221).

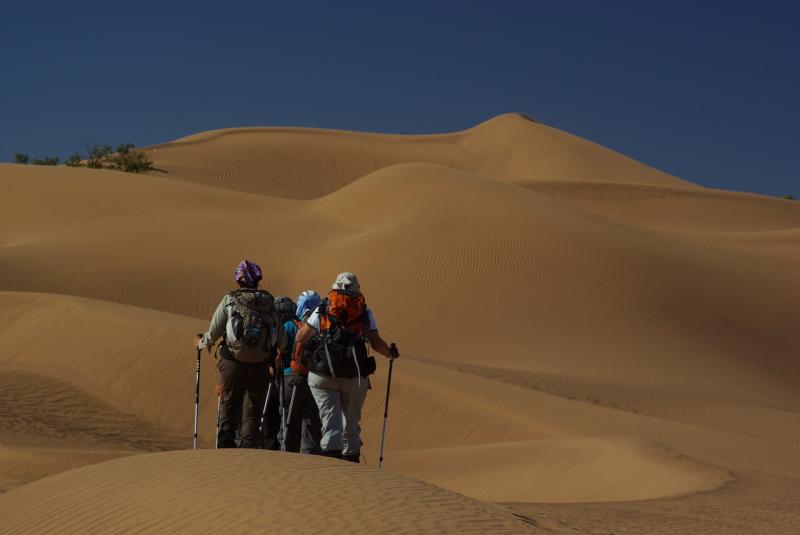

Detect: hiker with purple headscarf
196,260,288,448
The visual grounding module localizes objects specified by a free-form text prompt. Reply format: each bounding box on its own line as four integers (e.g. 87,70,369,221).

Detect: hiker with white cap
196,260,288,448
293,272,399,462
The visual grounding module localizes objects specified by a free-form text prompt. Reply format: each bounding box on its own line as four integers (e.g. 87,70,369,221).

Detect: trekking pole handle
389,342,399,359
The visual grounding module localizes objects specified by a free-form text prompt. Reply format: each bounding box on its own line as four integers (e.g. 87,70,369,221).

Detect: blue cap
296,290,322,320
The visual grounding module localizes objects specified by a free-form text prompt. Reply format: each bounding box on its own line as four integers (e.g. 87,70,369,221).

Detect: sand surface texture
0,450,537,534
1,114,799,533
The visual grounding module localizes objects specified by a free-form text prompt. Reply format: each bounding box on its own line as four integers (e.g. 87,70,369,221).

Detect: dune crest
139,113,691,198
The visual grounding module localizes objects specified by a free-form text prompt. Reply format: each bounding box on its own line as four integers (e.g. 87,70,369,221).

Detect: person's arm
295,323,316,346
363,308,398,358
195,296,228,351
367,330,396,358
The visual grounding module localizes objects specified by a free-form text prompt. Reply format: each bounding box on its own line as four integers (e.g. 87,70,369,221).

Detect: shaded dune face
0,113,799,528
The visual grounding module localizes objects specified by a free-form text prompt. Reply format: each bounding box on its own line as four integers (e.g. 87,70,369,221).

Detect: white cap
332,272,361,295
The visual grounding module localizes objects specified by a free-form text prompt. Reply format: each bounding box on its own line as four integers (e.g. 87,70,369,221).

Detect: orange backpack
299,290,371,378
288,318,308,375
319,290,367,335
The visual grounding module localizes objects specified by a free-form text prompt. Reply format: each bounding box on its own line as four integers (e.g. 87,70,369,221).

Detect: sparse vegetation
86,145,112,169
65,151,83,167
84,143,153,173
785,194,796,200
30,156,60,166
14,152,60,165
116,143,135,154
115,150,153,173
12,143,153,174
107,143,153,173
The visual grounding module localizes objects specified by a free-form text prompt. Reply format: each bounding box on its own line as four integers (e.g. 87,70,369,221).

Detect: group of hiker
195,260,399,463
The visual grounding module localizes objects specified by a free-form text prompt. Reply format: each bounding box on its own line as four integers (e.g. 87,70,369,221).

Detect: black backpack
273,296,297,325
310,299,375,378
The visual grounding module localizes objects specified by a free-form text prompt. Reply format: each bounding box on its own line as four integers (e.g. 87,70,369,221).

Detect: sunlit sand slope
141,113,692,197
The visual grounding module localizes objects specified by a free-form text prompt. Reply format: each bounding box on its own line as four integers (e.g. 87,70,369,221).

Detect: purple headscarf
234,260,262,288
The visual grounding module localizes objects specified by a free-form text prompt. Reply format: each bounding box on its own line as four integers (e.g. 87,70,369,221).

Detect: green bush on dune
31,156,60,165
65,151,83,167
86,145,113,169
13,143,153,173
14,153,60,165
86,144,153,173
785,194,796,200
109,144,153,173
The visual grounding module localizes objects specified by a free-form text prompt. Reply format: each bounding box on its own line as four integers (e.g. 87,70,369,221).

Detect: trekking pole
259,380,274,434
285,375,299,430
286,347,306,431
278,369,287,452
193,343,202,450
378,343,398,470
215,394,221,449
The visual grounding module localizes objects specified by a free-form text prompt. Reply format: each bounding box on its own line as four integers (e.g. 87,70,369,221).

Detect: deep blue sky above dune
1,1,797,197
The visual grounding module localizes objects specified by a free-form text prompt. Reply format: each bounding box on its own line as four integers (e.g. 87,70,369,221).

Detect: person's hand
195,334,204,350
215,384,224,397
389,343,400,359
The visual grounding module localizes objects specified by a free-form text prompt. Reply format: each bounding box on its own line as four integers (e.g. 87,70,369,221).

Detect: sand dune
1,114,799,532
140,113,691,198
523,180,800,231
0,450,540,534
387,438,730,503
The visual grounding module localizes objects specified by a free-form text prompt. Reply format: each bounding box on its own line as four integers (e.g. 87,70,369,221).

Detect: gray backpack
225,288,277,362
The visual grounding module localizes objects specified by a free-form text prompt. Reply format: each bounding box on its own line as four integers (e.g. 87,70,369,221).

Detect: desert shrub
785,194,796,200
31,156,60,165
77,143,153,173
65,151,83,167
115,150,153,173
86,145,112,169
116,143,135,154
16,142,152,173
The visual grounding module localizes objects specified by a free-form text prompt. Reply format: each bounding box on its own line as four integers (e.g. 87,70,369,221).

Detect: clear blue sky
2,1,797,196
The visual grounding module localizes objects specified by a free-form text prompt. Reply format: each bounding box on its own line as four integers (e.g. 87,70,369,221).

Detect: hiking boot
342,453,360,464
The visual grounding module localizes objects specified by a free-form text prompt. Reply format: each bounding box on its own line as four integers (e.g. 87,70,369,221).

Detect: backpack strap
318,298,331,333
314,299,337,378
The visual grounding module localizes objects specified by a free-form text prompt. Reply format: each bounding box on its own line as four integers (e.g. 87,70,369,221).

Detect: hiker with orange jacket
293,273,398,462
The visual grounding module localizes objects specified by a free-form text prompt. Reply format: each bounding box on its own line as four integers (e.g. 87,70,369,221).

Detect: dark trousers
281,373,322,454
217,357,268,448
